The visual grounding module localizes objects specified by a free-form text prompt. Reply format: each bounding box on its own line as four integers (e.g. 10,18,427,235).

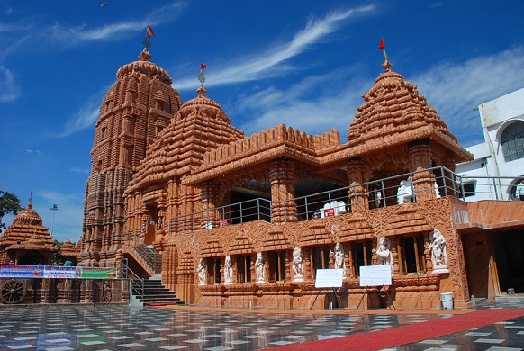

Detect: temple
77,46,524,309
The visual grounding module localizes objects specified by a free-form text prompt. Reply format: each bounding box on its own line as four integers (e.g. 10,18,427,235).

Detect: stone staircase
134,278,183,306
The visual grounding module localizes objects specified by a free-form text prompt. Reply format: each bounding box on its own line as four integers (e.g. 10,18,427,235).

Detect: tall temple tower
79,48,182,267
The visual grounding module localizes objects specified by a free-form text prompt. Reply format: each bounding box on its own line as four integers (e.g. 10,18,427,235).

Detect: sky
0,1,523,243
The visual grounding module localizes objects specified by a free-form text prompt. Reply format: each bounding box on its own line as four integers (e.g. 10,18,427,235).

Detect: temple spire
379,38,392,72
197,62,207,97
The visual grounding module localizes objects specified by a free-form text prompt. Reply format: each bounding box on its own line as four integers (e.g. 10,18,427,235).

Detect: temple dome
178,85,232,123
346,59,469,162
116,48,172,84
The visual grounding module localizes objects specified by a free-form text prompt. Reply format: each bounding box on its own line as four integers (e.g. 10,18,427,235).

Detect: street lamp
50,204,58,235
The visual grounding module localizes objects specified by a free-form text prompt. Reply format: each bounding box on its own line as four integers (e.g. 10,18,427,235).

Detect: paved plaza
0,299,522,350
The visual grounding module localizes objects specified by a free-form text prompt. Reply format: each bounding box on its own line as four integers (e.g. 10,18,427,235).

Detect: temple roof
126,83,244,191
59,239,79,258
346,58,471,162
0,201,56,252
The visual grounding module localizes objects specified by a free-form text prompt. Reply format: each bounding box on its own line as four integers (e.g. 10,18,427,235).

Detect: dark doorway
492,230,524,293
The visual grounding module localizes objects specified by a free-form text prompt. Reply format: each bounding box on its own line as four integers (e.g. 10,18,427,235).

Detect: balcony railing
167,166,522,234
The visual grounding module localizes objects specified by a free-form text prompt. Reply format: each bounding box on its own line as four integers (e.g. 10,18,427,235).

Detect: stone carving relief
293,247,303,282
429,229,448,273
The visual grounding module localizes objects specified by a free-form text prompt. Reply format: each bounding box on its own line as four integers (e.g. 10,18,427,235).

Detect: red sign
323,208,335,217
220,220,228,227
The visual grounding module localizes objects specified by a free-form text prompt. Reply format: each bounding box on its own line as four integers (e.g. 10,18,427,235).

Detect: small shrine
0,200,57,265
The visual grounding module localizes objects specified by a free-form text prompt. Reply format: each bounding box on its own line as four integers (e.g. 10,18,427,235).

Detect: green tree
0,188,23,232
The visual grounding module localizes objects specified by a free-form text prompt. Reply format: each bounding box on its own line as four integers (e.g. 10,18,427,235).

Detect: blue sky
1,1,523,243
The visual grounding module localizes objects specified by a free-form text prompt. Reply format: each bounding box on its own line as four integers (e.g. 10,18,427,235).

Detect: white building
456,88,524,201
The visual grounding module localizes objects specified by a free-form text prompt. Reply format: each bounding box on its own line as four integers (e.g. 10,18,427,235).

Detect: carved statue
376,237,393,266
224,255,232,284
333,243,345,269
255,252,265,282
293,247,303,280
197,258,206,285
429,229,448,271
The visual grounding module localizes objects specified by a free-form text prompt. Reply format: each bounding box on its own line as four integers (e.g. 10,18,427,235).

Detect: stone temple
77,46,524,309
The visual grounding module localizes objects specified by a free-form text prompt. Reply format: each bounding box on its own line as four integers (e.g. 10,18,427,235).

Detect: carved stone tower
79,48,182,267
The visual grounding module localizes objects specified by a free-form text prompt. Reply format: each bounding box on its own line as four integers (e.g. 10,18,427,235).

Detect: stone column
409,141,437,202
269,159,297,223
202,180,221,228
347,158,369,212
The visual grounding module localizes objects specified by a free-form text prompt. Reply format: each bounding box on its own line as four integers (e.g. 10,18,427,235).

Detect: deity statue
376,237,393,266
333,243,345,268
255,252,265,283
429,229,448,272
224,255,233,284
197,258,206,285
293,247,303,281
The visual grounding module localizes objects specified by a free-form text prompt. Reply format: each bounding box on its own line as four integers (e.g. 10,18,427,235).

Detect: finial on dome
139,48,151,61
140,24,155,60
378,38,392,72
28,191,33,209
197,62,207,96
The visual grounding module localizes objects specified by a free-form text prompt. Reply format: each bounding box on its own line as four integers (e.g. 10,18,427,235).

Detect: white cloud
24,149,41,155
233,67,371,139
58,88,107,138
410,46,524,144
0,66,20,103
173,5,375,90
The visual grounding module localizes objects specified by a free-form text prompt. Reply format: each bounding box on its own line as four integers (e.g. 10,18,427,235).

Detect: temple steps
134,279,183,306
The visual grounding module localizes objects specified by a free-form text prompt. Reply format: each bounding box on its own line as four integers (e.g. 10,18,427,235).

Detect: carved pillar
347,158,369,212
269,159,297,223
202,180,221,229
409,141,437,202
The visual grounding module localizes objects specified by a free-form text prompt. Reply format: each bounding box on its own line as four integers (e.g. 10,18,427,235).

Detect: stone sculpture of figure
429,229,448,270
197,258,206,285
255,252,265,282
293,247,303,280
376,237,393,266
375,190,382,208
224,255,233,284
333,243,345,269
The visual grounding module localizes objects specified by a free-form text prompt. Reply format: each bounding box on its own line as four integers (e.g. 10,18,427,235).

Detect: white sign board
315,268,344,288
359,265,392,286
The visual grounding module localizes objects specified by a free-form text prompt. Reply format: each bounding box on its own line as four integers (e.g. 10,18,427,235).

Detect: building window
237,255,251,283
351,241,373,277
459,180,476,198
311,246,330,278
206,258,221,284
398,235,426,274
268,251,286,282
501,122,524,162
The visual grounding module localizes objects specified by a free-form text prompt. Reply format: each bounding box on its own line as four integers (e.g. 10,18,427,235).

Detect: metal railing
167,166,522,233
120,232,160,274
169,197,272,234
118,258,144,300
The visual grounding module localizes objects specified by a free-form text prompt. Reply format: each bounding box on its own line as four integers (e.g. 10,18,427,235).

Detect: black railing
168,166,522,234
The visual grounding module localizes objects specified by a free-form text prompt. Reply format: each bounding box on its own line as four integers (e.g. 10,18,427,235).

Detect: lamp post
50,204,58,235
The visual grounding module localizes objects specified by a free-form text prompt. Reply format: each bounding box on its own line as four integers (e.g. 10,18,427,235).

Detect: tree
0,188,23,232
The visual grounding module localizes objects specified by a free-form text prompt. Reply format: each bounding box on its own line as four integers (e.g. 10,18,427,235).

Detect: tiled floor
0,299,522,351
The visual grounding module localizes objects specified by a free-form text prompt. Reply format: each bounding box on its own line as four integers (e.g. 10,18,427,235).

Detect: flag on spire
378,38,385,50
146,24,155,38
200,62,207,70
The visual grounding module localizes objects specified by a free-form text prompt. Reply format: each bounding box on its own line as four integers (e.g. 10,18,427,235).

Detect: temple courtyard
0,299,522,350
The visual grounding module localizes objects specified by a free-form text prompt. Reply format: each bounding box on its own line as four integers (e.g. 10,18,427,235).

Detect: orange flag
147,25,155,38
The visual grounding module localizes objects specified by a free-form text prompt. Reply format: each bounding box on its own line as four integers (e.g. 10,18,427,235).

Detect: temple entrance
144,206,158,246
491,230,524,294
464,229,524,299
